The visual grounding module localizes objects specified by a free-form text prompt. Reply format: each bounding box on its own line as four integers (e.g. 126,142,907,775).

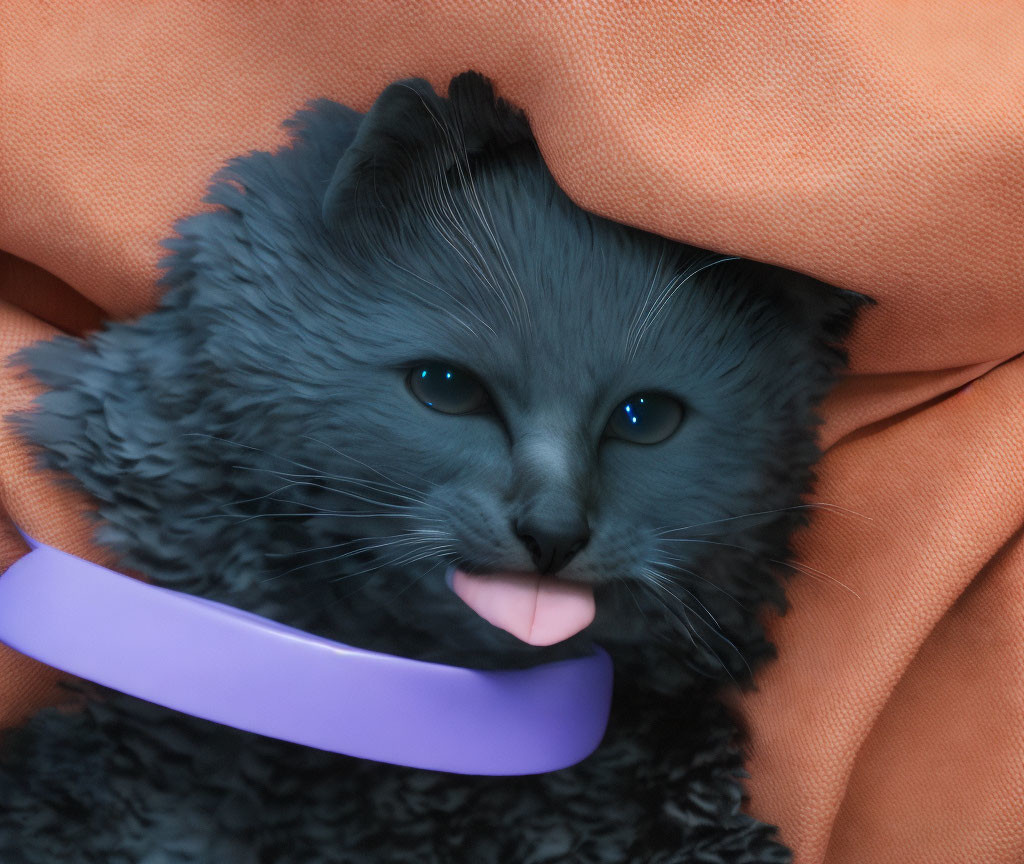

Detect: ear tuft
445,71,532,156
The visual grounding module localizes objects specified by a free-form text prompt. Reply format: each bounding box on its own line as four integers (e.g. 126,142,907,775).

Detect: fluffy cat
0,72,868,863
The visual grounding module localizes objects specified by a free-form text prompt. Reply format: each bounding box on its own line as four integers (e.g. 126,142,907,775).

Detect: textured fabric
0,3,1021,862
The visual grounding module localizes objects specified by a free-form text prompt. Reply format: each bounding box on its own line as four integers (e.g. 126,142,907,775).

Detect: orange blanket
1,3,1022,861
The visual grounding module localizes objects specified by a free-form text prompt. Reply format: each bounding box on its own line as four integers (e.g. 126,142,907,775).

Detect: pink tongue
450,568,596,646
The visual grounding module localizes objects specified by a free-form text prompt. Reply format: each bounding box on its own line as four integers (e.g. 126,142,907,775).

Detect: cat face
11,73,867,680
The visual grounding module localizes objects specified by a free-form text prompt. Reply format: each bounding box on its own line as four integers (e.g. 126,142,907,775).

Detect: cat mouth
446,566,596,647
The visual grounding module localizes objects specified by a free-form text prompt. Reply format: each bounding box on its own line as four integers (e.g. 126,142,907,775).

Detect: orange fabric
1,3,1021,861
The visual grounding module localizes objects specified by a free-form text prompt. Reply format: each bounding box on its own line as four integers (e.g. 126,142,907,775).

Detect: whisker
230,465,431,508
629,255,739,362
655,537,753,551
623,246,667,361
192,511,421,523
417,99,527,335
381,254,495,338
638,576,699,653
213,482,299,509
653,539,859,601
645,564,722,627
615,575,651,626
300,434,436,494
264,527,453,561
638,573,743,682
182,432,436,501
648,549,750,610
380,554,459,607
335,544,455,583
770,558,861,599
641,569,749,680
265,492,417,515
260,536,431,581
652,502,871,536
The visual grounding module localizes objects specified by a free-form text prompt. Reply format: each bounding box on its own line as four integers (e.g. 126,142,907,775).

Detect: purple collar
0,529,612,775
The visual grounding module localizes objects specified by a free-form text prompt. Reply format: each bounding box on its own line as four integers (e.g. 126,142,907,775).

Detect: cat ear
735,259,875,348
322,72,532,230
777,270,873,347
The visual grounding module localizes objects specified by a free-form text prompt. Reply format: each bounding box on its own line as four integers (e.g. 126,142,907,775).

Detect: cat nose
514,514,591,575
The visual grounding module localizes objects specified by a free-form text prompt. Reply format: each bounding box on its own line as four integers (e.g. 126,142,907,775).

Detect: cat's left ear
738,259,875,348
322,72,532,230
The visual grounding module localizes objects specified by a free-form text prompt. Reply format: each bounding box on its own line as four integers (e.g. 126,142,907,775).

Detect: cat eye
407,363,491,415
604,393,684,444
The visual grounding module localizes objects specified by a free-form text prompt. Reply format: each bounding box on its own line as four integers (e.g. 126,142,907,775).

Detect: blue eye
407,363,490,415
605,393,684,444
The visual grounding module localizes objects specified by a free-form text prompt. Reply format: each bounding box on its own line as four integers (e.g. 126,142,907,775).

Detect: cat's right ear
321,72,532,235
321,79,447,229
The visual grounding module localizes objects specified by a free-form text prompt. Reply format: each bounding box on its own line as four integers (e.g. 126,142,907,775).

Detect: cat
0,72,868,863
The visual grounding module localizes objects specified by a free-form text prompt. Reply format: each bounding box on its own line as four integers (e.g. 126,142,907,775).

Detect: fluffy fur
0,73,868,862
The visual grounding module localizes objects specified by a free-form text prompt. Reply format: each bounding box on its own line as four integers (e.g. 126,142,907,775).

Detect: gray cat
0,72,868,863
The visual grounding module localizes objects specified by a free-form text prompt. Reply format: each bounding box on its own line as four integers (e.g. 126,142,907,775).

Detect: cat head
9,73,870,684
